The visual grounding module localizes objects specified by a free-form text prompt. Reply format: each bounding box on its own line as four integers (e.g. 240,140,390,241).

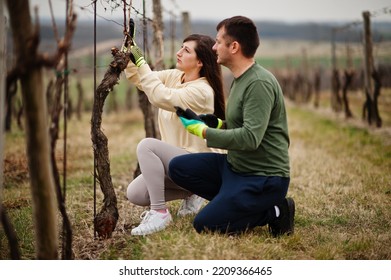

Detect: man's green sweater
206,63,290,177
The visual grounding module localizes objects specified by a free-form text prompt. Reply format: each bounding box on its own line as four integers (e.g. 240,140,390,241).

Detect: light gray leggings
126,138,192,210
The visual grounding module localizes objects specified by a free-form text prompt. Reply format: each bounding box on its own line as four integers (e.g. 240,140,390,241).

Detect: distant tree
6,0,58,259
331,69,342,112
76,78,84,120
342,69,354,118
5,0,76,259
313,68,321,108
133,0,163,178
1,0,20,260
48,62,74,259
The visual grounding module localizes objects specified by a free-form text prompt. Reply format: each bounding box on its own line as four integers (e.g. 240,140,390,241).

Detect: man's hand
130,45,146,67
179,117,207,139
175,106,202,121
199,114,223,129
175,106,223,133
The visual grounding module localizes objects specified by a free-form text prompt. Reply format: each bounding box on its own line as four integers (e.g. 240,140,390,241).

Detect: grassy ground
1,90,391,260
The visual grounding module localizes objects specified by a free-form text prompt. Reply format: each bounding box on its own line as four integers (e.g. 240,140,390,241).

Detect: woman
125,34,225,236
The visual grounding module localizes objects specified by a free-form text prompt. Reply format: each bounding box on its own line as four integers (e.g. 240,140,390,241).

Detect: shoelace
139,211,152,224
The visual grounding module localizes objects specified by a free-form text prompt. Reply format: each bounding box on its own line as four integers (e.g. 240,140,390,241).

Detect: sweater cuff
138,63,152,77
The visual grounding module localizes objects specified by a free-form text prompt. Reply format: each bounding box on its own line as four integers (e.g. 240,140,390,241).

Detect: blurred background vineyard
5,16,391,130
1,1,391,260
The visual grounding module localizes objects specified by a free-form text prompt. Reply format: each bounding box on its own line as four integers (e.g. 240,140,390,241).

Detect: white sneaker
177,194,204,216
131,210,172,236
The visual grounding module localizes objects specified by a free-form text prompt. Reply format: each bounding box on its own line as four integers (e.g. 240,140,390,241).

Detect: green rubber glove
179,116,208,139
130,45,146,67
199,114,223,129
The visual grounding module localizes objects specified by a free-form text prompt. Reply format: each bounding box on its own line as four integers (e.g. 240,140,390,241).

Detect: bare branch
36,13,77,68
48,0,60,43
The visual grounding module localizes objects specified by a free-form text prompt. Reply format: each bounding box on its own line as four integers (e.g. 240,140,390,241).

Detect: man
169,16,295,236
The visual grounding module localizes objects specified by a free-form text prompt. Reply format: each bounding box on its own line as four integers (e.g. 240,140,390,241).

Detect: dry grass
1,90,391,260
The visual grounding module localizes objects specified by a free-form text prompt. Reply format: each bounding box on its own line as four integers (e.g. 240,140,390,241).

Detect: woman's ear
197,60,203,68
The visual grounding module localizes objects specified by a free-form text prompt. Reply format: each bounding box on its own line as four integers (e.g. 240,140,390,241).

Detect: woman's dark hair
184,34,225,120
216,16,260,58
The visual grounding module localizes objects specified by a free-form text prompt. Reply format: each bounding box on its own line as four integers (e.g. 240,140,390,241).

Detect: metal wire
93,0,97,240
63,0,69,212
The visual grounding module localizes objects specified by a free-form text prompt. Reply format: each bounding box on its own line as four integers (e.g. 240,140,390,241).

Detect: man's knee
168,156,184,182
193,210,222,234
193,214,208,233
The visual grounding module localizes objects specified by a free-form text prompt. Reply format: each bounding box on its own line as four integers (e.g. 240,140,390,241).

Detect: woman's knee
126,177,150,206
136,137,156,157
126,186,150,206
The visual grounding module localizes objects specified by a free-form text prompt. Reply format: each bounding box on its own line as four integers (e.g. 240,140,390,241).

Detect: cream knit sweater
125,62,223,153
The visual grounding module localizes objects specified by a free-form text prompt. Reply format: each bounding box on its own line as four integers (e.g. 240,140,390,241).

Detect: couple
125,16,295,237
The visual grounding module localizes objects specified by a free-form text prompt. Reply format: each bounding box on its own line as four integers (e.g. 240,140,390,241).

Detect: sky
25,0,391,23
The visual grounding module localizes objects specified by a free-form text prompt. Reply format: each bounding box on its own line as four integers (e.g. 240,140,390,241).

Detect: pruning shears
121,18,135,53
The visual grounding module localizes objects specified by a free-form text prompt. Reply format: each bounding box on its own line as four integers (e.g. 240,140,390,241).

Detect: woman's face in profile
176,40,202,73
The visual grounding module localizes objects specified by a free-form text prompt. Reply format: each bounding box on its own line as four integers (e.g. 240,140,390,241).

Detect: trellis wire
62,0,70,256
332,5,391,69
93,0,97,240
77,0,154,27
63,0,69,208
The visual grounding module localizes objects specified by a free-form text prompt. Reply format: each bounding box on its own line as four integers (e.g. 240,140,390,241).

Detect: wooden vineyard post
362,11,382,127
330,28,342,112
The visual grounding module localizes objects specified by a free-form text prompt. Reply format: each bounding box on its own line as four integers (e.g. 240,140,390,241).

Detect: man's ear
231,41,240,54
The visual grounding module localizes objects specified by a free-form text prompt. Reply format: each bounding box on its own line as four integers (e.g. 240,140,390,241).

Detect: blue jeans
169,153,290,234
